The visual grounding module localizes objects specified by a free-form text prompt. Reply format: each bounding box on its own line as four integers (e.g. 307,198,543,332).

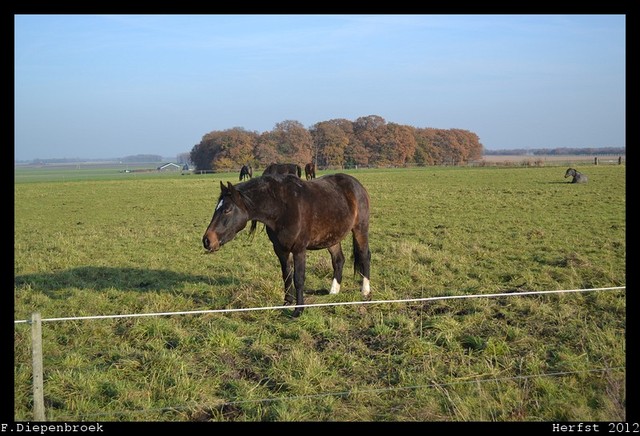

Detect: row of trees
189,115,484,171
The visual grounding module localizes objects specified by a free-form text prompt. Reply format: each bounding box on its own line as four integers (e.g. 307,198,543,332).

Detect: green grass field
14,164,626,421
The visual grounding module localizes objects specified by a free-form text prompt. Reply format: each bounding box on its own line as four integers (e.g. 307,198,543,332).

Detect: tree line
189,115,484,171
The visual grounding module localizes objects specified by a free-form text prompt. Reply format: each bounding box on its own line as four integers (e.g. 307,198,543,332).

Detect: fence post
31,312,46,421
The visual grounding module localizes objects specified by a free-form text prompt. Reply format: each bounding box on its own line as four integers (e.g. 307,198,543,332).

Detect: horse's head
202,181,250,252
564,168,576,178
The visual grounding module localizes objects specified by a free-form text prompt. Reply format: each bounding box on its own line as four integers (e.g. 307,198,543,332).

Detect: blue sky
14,14,626,161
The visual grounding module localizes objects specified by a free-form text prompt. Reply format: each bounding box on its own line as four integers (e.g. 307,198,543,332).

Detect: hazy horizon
14,145,626,164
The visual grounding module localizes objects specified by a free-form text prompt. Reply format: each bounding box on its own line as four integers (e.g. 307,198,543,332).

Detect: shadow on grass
14,266,232,297
304,288,331,296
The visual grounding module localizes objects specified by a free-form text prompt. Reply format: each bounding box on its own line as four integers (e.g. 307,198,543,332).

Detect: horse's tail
248,219,266,239
352,198,371,280
352,180,371,282
249,219,258,238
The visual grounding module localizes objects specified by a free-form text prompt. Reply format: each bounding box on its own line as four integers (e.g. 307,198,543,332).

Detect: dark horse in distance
304,162,317,180
239,164,252,181
564,168,588,183
202,173,371,317
263,163,302,178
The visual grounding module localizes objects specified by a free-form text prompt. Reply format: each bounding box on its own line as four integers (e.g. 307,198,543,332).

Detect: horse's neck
242,183,281,227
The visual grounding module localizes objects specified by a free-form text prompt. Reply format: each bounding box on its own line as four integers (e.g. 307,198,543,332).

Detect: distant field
479,154,624,166
14,164,626,421
14,154,625,183
14,162,184,183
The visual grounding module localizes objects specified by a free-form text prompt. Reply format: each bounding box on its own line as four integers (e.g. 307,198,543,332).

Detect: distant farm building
157,163,181,171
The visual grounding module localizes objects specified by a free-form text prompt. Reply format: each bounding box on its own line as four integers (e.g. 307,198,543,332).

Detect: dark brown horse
202,173,371,317
304,162,316,180
239,164,252,181
263,163,301,178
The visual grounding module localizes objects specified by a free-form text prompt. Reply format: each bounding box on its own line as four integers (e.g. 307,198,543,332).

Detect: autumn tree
310,120,350,168
413,128,439,166
254,131,280,168
190,127,258,171
353,115,386,166
376,123,417,166
191,115,483,171
353,115,386,148
190,136,216,171
225,127,259,167
270,120,313,164
450,129,483,162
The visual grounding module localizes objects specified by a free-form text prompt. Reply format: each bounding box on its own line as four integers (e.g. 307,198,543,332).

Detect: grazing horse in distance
304,162,317,180
239,164,252,181
202,173,372,317
564,168,588,183
263,163,301,178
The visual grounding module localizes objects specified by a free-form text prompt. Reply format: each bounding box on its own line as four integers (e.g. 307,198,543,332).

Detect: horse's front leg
292,250,307,317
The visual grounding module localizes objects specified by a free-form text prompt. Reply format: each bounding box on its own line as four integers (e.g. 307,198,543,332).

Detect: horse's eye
223,205,232,215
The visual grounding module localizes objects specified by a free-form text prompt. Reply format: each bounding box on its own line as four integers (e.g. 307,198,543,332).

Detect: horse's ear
226,181,245,206
220,181,227,193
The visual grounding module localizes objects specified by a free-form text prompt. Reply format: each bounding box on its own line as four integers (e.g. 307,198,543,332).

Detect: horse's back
263,163,300,177
574,173,588,183
312,173,367,196
307,174,370,222
565,168,587,183
263,173,368,215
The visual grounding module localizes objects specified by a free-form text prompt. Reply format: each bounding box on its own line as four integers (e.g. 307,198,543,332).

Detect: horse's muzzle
202,233,221,252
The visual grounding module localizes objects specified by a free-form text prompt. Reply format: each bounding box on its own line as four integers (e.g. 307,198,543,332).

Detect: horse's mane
236,177,269,238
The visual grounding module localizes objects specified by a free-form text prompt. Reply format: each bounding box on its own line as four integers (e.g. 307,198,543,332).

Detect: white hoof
329,278,341,294
361,277,371,298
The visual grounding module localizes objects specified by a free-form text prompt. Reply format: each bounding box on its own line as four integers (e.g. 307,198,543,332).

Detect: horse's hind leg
352,229,371,299
327,243,345,294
